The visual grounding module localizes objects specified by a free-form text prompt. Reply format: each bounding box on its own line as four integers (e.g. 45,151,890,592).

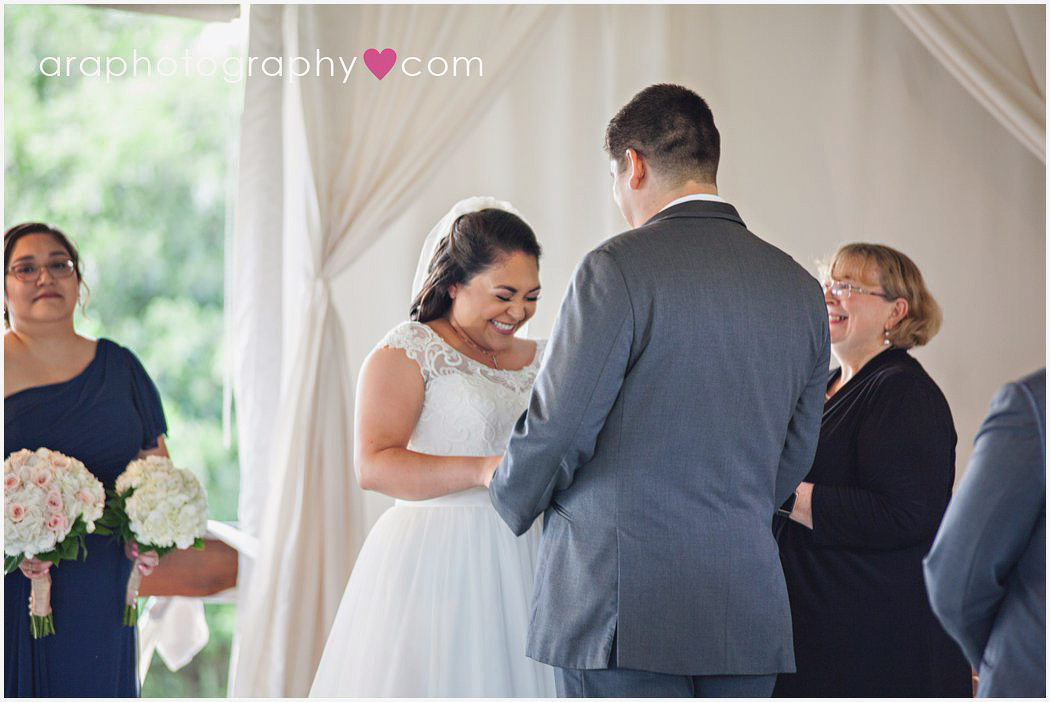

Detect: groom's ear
625,148,645,190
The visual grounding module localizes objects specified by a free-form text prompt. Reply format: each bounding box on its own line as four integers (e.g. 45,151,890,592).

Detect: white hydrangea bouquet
4,448,106,638
97,455,207,625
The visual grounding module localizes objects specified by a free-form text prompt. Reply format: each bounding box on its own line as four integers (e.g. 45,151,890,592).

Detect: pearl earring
883,329,891,346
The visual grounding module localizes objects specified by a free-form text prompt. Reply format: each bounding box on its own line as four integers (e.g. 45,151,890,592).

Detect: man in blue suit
924,369,1046,697
489,84,829,697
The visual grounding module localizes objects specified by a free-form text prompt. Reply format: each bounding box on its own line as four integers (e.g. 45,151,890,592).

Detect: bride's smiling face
448,251,540,350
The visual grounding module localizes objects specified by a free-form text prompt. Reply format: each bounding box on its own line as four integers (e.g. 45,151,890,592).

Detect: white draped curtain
228,5,560,696
892,4,1045,162
332,2,1044,556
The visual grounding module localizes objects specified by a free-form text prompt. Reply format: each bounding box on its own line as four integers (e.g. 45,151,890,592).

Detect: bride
309,197,557,697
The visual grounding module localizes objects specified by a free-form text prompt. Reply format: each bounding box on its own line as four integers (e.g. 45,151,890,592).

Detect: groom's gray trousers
553,638,776,698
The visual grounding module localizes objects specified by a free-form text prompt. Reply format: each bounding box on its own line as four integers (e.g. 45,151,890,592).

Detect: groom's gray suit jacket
490,200,830,676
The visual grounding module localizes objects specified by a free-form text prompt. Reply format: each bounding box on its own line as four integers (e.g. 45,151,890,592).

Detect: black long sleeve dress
774,348,971,697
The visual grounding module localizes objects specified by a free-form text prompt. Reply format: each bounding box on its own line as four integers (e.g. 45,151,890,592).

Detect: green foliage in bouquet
97,468,205,625
97,488,205,559
5,513,106,637
28,603,55,638
2,514,103,575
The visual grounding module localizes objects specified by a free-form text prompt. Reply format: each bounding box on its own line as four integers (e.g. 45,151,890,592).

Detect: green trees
6,4,243,696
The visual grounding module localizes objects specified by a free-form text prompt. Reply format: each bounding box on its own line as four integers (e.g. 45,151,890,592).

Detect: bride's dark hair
411,208,541,323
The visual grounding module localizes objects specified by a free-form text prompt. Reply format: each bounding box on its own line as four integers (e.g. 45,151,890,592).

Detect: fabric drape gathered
892,4,1045,162
228,5,560,696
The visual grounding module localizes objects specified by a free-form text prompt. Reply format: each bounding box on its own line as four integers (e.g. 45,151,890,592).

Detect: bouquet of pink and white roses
97,455,207,625
4,448,106,638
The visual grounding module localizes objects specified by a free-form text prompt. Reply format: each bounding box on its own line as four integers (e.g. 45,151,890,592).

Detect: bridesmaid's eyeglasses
5,258,76,282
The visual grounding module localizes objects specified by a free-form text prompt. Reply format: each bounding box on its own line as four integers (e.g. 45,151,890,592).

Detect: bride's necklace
448,317,501,370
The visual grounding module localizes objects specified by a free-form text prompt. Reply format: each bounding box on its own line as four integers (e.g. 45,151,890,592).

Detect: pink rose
4,473,19,491
45,489,63,513
31,467,53,488
49,454,70,469
8,503,26,523
8,451,30,468
46,513,68,533
75,488,92,505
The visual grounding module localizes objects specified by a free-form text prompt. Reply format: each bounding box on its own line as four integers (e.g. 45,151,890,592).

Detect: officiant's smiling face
824,259,899,360
448,251,540,350
4,232,80,328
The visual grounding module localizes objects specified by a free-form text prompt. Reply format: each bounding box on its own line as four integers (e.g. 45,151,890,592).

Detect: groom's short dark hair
605,84,720,186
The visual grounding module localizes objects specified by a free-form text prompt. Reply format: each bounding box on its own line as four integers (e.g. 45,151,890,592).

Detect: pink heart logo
363,48,396,80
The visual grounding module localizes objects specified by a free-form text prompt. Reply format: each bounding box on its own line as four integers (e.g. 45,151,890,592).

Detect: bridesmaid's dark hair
4,222,88,328
411,209,541,323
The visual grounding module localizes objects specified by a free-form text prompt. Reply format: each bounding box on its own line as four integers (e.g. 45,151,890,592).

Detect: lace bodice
376,321,547,458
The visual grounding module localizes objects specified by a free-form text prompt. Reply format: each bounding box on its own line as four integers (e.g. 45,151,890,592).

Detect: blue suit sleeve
923,380,1046,668
775,313,829,506
489,249,633,535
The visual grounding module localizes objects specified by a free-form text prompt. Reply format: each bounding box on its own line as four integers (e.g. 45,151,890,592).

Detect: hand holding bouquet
4,448,105,638
98,456,207,624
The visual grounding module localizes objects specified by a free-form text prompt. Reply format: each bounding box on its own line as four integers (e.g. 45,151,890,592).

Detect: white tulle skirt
309,487,556,697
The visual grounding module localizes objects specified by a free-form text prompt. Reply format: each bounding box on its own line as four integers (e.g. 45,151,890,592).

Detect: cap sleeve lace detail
375,321,546,393
374,322,546,457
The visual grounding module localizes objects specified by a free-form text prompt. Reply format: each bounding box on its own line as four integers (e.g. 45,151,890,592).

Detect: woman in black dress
5,222,165,696
774,243,970,697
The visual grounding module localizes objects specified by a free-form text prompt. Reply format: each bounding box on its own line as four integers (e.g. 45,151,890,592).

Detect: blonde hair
827,243,942,349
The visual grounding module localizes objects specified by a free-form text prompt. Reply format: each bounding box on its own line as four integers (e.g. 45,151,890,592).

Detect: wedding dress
309,321,556,697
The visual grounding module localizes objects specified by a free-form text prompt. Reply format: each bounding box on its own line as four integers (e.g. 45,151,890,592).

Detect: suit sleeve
489,249,633,535
774,314,830,506
922,380,1046,668
811,374,956,550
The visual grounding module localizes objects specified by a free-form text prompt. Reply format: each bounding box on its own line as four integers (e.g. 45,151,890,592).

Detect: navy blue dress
5,339,167,697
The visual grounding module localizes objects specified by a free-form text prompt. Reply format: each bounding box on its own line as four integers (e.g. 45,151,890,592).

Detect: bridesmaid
5,222,167,696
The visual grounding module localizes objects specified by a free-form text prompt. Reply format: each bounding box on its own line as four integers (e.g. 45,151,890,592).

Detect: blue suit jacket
924,369,1046,697
489,201,830,675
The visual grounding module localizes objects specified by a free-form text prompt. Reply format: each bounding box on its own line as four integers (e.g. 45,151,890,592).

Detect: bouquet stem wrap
124,559,143,626
29,574,55,638
6,447,105,639
104,456,208,627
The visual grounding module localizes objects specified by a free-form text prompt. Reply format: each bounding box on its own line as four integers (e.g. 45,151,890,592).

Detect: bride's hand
480,455,503,488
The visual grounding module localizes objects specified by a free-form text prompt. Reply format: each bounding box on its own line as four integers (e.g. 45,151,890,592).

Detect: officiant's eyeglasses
822,280,893,300
6,259,76,282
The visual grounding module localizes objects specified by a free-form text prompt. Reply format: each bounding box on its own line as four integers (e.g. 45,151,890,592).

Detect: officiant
774,243,970,697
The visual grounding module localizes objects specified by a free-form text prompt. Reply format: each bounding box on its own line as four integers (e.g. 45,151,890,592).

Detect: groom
489,84,830,697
